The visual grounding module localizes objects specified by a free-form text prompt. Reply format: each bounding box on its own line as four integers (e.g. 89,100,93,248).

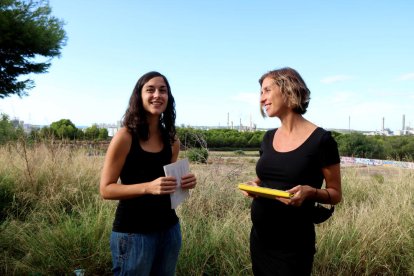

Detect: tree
84,124,99,140
386,136,414,161
0,0,66,98
0,113,24,143
84,124,108,140
98,127,108,140
337,132,386,159
49,119,78,139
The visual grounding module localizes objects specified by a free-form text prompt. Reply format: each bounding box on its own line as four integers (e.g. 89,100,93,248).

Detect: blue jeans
110,223,182,276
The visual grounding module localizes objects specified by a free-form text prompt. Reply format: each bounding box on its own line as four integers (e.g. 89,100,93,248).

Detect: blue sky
1,0,413,131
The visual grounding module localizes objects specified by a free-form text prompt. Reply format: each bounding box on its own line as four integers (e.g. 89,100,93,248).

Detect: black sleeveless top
252,127,340,249
112,133,179,233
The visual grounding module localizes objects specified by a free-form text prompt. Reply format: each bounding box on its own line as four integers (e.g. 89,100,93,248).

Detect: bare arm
99,128,177,200
319,163,342,204
171,137,180,163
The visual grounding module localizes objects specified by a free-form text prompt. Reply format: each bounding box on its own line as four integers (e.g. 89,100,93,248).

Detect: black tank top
112,133,178,233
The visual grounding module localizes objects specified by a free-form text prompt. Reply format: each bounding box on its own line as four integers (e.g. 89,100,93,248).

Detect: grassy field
0,141,413,275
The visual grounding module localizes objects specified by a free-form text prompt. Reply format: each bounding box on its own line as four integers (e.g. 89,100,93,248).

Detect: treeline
177,128,414,161
332,131,414,161
177,128,264,150
0,115,108,142
1,114,413,161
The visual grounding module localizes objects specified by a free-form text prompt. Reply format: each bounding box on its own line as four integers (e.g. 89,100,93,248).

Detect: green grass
0,141,413,275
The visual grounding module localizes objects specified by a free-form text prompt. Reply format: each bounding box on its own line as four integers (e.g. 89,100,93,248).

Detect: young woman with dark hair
100,71,197,275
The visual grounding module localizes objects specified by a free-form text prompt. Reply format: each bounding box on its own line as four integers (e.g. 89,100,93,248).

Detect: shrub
187,148,209,163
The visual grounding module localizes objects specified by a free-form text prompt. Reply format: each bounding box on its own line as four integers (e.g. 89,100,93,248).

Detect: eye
146,87,155,93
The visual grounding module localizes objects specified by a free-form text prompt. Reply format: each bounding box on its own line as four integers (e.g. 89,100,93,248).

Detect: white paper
163,158,190,209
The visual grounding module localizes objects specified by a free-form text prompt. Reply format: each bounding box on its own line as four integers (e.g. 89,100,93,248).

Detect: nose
260,93,266,103
153,89,162,97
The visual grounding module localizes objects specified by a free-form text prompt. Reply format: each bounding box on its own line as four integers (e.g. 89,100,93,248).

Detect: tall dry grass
0,142,413,275
176,155,256,275
314,166,414,275
0,140,113,275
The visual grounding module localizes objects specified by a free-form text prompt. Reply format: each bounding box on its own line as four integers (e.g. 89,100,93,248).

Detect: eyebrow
261,85,272,91
145,85,167,88
262,82,278,89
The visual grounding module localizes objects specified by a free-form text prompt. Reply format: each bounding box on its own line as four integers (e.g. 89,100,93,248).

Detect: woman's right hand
147,176,177,195
241,180,259,198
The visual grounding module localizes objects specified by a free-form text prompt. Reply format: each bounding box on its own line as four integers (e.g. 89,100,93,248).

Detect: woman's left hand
181,173,197,189
277,185,314,206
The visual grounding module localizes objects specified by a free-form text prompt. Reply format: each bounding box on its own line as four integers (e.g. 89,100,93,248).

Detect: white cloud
321,75,353,84
397,73,414,81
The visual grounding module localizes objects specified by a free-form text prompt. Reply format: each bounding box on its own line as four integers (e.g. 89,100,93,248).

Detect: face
141,76,169,116
260,77,287,117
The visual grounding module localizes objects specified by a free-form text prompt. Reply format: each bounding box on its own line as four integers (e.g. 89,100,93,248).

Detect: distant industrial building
97,121,122,137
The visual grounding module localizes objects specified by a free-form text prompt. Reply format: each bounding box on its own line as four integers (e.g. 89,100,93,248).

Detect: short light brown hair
259,67,310,116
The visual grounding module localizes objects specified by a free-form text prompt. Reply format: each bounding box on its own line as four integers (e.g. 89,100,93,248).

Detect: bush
187,148,209,163
0,114,24,144
234,150,245,156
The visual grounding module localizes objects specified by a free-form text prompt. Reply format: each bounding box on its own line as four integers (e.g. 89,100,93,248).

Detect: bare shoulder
304,120,318,133
299,120,318,139
173,136,180,147
114,127,131,140
108,127,132,153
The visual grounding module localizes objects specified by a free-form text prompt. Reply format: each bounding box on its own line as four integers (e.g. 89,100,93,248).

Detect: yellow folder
238,184,293,199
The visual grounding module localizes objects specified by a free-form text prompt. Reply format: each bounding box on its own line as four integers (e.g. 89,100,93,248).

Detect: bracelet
325,189,332,204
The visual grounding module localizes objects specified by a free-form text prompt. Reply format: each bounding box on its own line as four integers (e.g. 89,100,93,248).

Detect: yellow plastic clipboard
238,184,293,199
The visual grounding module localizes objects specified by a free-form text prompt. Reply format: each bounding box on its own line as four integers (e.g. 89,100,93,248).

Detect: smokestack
403,114,406,131
227,112,229,128
382,117,385,131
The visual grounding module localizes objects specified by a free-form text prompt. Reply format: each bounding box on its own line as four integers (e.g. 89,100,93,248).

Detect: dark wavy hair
259,67,311,116
122,71,176,144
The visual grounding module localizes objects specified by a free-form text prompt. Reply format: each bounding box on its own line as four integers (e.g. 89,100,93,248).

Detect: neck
147,115,161,136
279,112,306,134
